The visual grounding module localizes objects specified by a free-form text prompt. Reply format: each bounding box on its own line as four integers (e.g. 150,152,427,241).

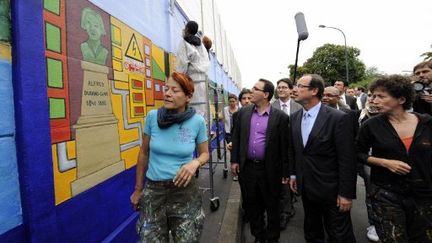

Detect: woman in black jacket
357,75,432,243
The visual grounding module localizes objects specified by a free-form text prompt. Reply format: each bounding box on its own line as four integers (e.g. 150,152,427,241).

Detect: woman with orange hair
130,72,209,242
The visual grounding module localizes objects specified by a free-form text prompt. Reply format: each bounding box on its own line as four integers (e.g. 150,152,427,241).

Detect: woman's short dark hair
228,94,237,101
307,74,325,100
368,74,415,110
259,78,275,101
277,78,294,89
171,71,194,97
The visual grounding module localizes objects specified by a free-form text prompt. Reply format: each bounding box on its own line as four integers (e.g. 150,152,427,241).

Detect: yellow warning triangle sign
125,34,143,62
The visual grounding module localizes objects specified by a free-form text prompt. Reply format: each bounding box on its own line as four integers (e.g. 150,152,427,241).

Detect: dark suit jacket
344,95,357,110
271,99,303,115
339,107,360,137
231,105,290,196
289,104,357,202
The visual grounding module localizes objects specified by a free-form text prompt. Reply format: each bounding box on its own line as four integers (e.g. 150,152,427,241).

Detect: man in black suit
271,78,302,230
322,86,360,136
231,79,290,243
334,80,357,110
289,74,357,243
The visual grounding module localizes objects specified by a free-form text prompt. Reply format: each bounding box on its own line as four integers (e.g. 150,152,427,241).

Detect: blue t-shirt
144,110,208,181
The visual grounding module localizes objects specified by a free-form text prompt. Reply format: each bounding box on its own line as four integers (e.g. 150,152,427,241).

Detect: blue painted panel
0,60,14,135
0,137,22,234
6,1,239,242
0,224,25,243
12,0,57,242
56,168,137,243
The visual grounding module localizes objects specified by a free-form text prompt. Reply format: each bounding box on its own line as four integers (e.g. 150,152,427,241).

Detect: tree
349,66,382,89
289,44,366,86
421,50,432,61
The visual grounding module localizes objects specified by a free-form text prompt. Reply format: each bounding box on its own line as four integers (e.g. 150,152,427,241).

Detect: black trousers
371,185,432,243
302,192,356,243
279,183,294,218
241,161,280,241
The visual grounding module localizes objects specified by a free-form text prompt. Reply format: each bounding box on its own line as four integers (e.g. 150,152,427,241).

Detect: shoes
366,225,379,242
232,175,238,181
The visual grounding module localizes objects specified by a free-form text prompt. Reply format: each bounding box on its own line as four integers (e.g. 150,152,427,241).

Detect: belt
246,158,264,164
146,179,176,187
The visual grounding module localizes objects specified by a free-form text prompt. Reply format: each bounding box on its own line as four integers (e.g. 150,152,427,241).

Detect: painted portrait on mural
80,7,108,65
47,0,168,204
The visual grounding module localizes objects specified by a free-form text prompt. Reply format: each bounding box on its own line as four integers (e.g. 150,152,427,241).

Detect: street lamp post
319,25,349,84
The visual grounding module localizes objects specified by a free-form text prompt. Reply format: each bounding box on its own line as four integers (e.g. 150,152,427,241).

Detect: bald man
323,86,359,137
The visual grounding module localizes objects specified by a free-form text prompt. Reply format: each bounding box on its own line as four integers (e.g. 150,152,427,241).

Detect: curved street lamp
319,25,349,84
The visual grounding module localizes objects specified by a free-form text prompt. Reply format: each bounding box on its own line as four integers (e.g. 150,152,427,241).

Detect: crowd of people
129,19,432,243
229,61,432,243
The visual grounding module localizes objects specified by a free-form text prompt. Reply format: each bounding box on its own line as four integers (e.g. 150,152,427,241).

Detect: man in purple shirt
231,78,290,243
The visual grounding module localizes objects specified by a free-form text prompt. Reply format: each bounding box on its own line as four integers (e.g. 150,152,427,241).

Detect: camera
413,81,432,95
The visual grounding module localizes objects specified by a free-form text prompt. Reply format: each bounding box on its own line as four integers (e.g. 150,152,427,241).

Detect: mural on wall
0,0,23,234
43,0,172,205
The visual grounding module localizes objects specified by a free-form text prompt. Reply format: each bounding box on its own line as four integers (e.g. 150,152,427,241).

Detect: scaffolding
190,79,228,212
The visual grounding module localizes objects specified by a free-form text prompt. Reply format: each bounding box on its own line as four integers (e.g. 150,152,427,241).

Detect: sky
215,0,432,89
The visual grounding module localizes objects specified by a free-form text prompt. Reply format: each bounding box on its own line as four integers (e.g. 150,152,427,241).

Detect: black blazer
231,105,290,196
289,104,357,201
344,95,358,110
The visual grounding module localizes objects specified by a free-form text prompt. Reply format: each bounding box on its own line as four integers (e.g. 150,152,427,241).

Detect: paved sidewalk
198,156,239,243
242,177,371,242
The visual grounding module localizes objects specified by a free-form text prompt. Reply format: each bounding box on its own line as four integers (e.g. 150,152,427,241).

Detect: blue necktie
301,112,311,146
282,104,288,114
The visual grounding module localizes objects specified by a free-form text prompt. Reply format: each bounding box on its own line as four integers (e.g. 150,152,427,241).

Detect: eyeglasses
252,86,265,92
297,84,311,89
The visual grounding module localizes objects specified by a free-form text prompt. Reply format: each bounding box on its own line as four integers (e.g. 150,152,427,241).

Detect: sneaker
232,175,238,181
366,225,379,242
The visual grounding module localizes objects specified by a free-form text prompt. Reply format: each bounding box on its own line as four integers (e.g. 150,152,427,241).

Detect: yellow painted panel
66,140,76,160
112,46,122,59
113,80,129,89
0,43,12,62
111,24,122,45
114,70,129,82
111,17,145,73
111,92,143,145
122,146,141,169
113,59,123,72
52,143,77,205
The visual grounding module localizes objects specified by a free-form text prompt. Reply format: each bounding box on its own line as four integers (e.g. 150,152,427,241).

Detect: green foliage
421,51,432,61
289,44,366,86
349,66,382,89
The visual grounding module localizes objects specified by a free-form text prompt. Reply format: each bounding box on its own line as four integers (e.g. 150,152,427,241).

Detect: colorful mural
0,0,23,235
44,0,175,205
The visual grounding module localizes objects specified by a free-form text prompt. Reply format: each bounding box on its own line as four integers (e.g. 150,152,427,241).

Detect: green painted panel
44,0,60,15
46,22,61,53
49,98,65,119
151,58,166,80
0,0,11,42
47,58,63,88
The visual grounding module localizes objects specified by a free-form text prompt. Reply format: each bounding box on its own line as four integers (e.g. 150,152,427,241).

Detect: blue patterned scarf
157,106,196,129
